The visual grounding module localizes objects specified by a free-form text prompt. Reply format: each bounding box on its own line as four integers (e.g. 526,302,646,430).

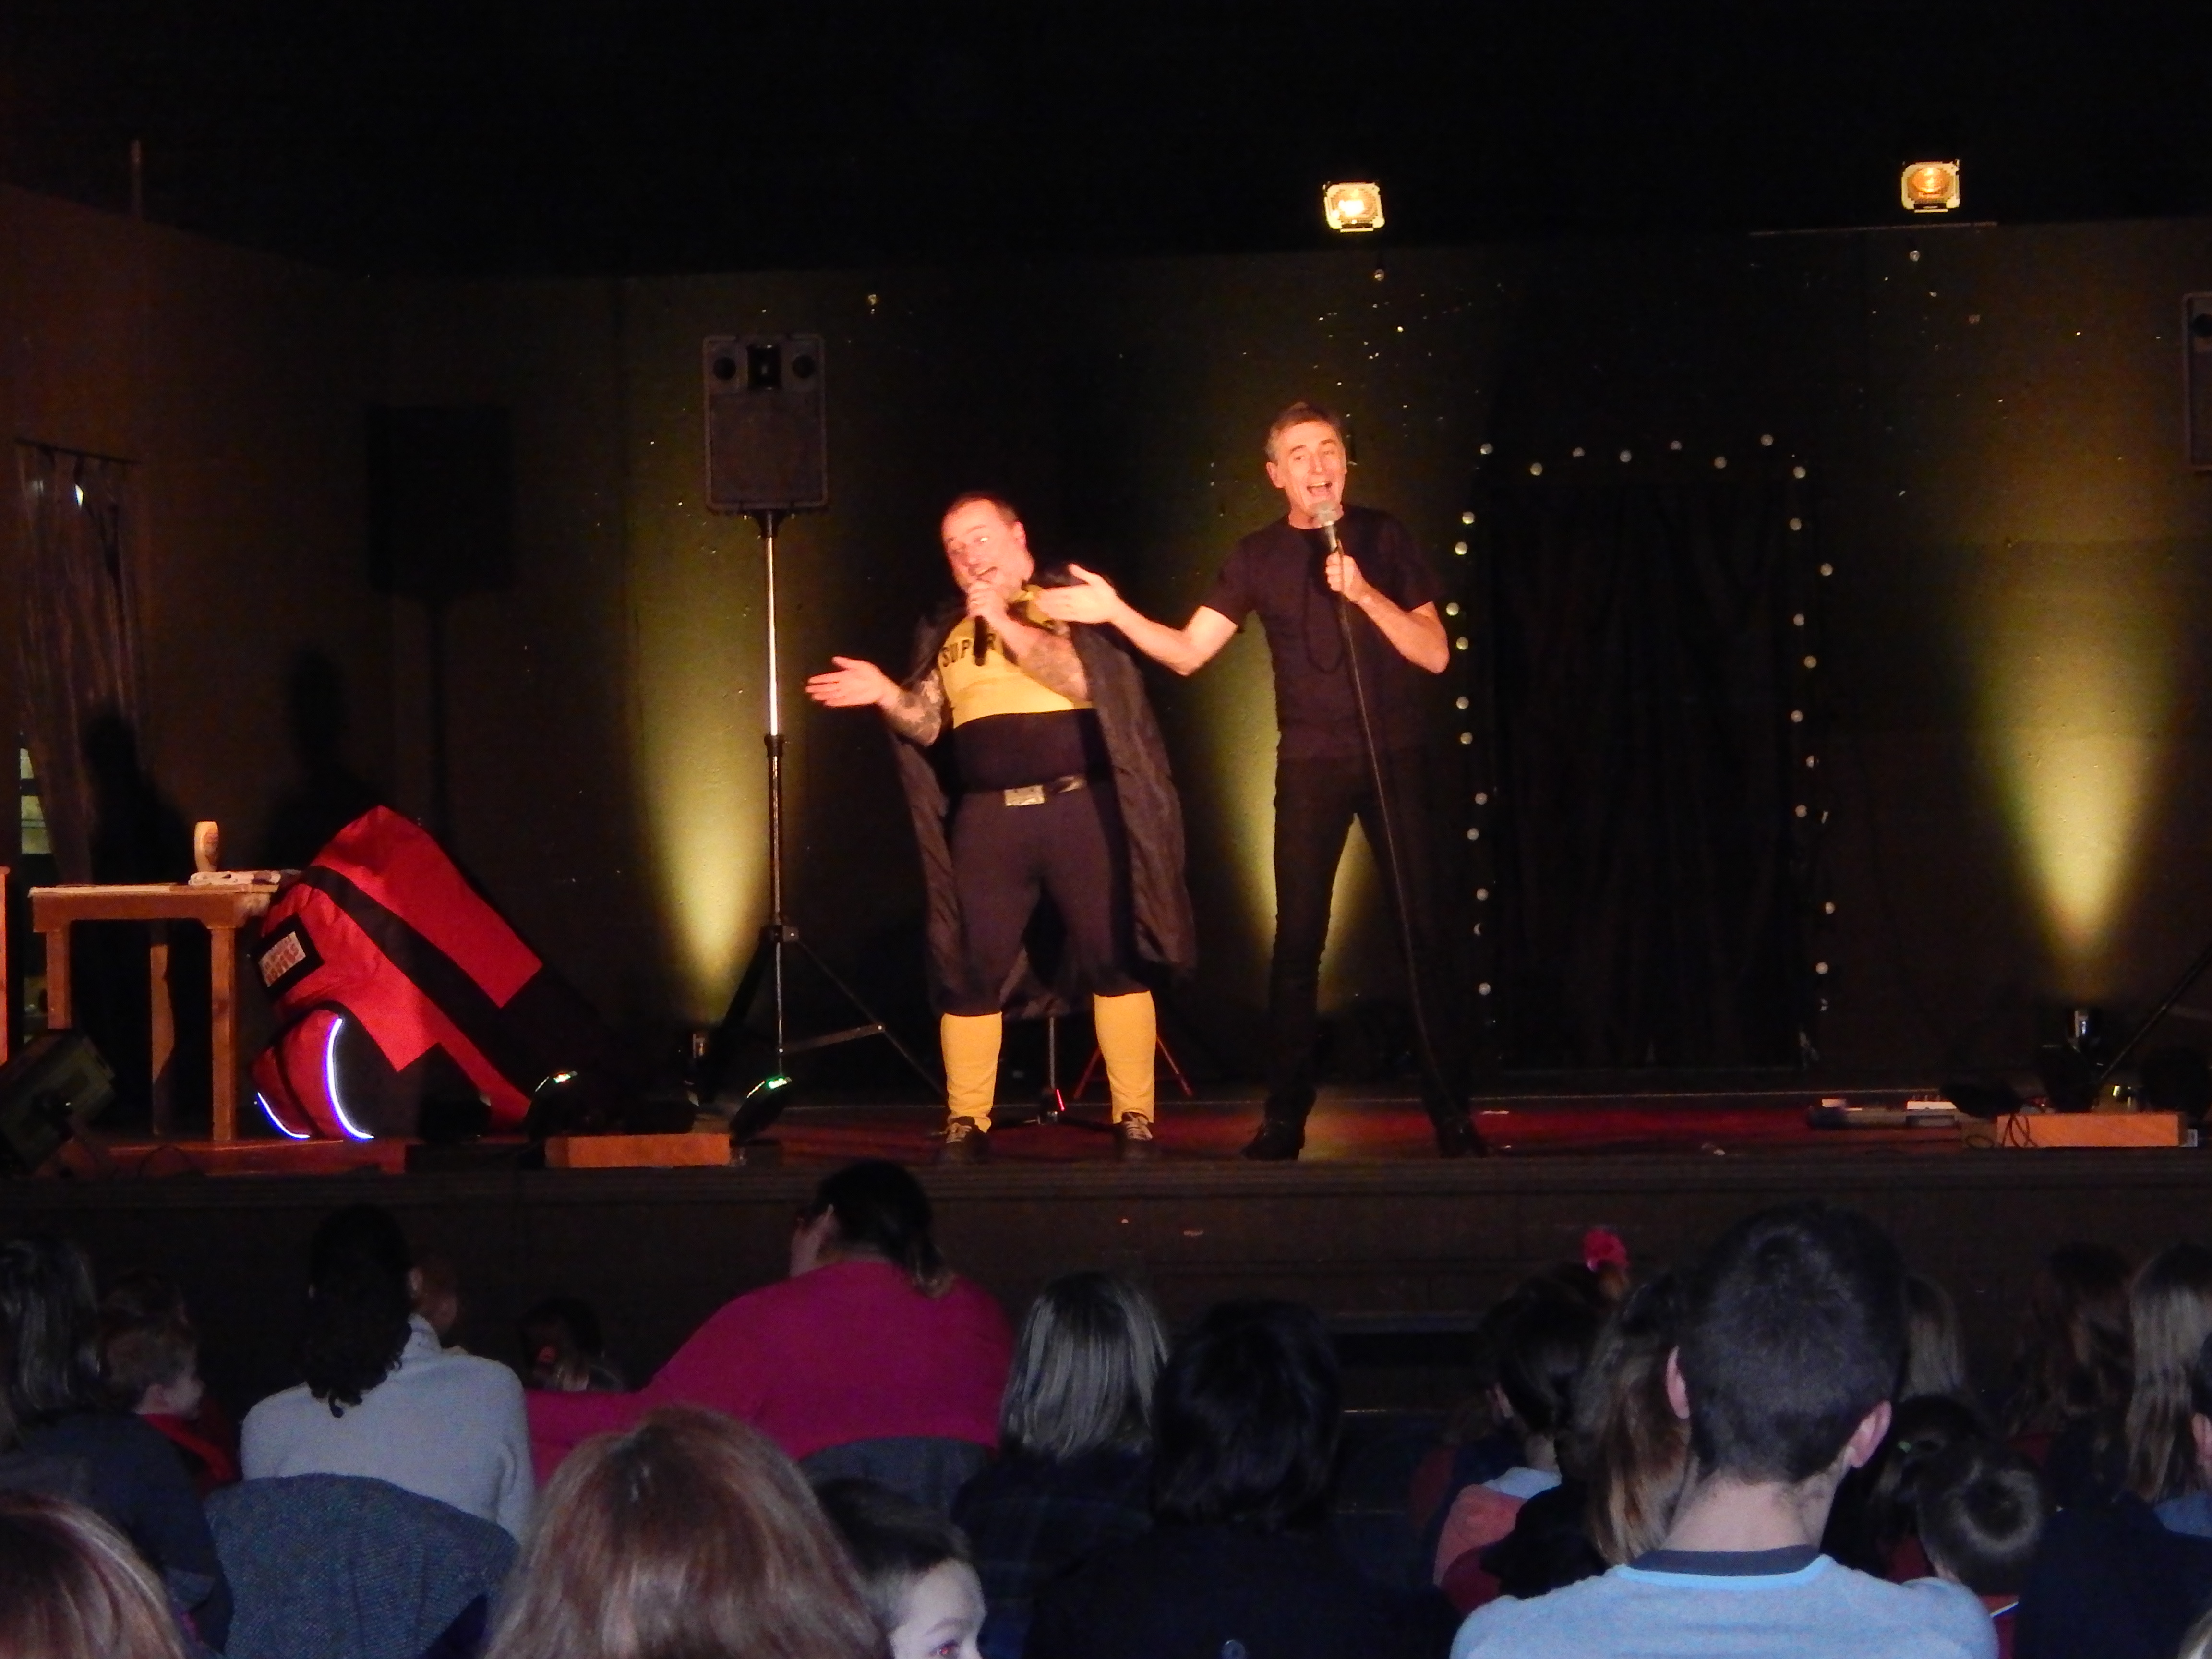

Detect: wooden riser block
543,1131,733,1169
1969,1112,2185,1149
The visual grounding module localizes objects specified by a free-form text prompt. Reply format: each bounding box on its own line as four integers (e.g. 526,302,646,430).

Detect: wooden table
30,883,278,1142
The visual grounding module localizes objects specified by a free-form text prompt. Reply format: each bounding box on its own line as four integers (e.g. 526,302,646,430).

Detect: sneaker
1116,1115,1158,1163
1432,1114,1489,1159
1241,1118,1305,1162
938,1118,990,1165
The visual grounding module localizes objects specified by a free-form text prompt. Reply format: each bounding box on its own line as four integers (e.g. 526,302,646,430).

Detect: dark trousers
946,782,1141,1017
1266,749,1467,1123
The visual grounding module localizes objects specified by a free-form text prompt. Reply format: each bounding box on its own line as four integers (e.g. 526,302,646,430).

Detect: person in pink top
529,1161,1013,1490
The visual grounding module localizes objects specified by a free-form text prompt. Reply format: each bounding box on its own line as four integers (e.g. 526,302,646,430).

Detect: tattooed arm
805,657,947,746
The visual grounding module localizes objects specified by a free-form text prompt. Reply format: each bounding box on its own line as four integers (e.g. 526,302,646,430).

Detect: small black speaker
0,1032,116,1176
368,406,516,601
2188,294,2212,471
703,335,828,513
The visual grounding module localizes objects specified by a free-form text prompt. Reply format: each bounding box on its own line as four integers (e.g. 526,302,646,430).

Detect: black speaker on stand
695,335,936,1140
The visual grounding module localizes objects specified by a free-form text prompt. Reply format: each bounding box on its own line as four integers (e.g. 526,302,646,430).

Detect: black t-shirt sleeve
1197,541,1255,625
1369,513,1443,613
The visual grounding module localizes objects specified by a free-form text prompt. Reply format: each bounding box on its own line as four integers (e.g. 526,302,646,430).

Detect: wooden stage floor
13,1086,2212,1416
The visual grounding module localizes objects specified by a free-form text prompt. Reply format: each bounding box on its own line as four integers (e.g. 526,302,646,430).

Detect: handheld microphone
1312,499,1343,553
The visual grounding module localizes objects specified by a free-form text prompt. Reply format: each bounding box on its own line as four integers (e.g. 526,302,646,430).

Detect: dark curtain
15,445,140,884
1482,461,1816,1069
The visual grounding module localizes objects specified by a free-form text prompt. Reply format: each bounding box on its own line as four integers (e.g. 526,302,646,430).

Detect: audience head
795,1161,950,1295
1575,1270,1690,1564
1915,1439,2046,1598
2007,1241,2132,1438
522,1296,619,1393
816,1478,985,1659
484,1406,879,1659
301,1204,415,1415
1000,1271,1168,1463
0,1491,187,1659
1493,1294,1603,1472
2124,1241,2212,1502
1153,1299,1341,1533
412,1254,463,1344
1676,1203,1906,1486
96,1271,203,1418
0,1236,106,1429
1822,1393,1987,1574
1902,1273,1970,1403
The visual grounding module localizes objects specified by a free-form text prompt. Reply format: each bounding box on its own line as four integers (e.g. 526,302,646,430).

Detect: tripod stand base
703,923,938,1142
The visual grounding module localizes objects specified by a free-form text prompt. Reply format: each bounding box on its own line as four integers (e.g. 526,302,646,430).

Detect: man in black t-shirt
1038,402,1481,1159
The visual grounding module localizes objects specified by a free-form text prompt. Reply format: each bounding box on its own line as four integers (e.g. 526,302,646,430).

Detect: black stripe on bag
297,866,547,1095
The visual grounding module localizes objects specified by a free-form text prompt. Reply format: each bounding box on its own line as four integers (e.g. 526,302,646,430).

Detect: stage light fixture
1323,182,1385,232
1901,161,1961,214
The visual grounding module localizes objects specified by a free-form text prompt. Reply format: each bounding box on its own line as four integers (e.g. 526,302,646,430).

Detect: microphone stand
1321,511,1449,1107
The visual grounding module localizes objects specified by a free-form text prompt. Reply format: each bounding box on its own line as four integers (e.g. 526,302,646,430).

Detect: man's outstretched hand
1032,564,1120,625
806,656,900,708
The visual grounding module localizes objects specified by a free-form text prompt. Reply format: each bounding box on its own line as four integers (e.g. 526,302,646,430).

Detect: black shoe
1242,1118,1305,1161
1432,1114,1489,1159
1115,1116,1159,1163
938,1118,990,1165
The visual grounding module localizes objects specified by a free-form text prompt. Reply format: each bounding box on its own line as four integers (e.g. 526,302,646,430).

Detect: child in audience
483,1406,880,1659
952,1271,1164,1659
1,1237,231,1650
2003,1242,2131,1507
519,1297,628,1393
0,1491,189,1659
2126,1243,2212,1504
413,1255,466,1350
2153,1330,2212,1538
1915,1440,2045,1659
97,1271,237,1497
819,1478,987,1659
1574,1271,1688,1567
1823,1395,1987,1579
1904,1274,1973,1405
1434,1294,1603,1593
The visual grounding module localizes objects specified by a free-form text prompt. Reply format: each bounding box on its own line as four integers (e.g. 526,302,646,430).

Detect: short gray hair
1000,1273,1168,1462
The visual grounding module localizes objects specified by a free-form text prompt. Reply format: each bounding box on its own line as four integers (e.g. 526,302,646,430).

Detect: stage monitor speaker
2188,294,2212,471
368,406,516,601
703,334,828,513
0,1032,116,1176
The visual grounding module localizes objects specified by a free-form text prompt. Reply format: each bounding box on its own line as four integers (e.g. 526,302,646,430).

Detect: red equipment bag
249,807,605,1140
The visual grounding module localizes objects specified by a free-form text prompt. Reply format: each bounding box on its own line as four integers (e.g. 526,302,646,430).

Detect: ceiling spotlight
1323,182,1385,233
1900,160,1961,214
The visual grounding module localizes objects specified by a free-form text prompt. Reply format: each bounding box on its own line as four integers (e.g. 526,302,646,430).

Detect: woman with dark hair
953,1271,1167,1657
1027,1299,1456,1659
0,1236,230,1648
529,1160,1012,1487
484,1407,881,1659
2125,1242,2212,1505
2005,1241,2131,1506
241,1204,533,1537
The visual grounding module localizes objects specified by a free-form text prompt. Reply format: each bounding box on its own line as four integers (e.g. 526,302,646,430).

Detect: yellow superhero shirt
933,599,1105,791
936,601,1093,726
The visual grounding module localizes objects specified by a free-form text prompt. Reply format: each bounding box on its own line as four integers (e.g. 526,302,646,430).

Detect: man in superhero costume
806,493,1194,1163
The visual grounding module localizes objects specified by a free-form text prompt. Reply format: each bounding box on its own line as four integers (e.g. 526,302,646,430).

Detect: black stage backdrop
1478,451,1823,1069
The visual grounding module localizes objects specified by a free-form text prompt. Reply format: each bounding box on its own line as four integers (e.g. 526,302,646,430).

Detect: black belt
972,773,1089,807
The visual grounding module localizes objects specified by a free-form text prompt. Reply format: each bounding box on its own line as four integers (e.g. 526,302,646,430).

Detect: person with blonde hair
484,1407,881,1659
0,1491,188,1659
2125,1243,2212,1504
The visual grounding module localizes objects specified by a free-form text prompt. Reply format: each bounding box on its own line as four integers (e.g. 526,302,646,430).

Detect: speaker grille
704,334,829,512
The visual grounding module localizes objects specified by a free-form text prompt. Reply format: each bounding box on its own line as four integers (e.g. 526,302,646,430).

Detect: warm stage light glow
1971,542,2178,992
1901,161,1961,213
636,533,768,1019
1323,182,1386,233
